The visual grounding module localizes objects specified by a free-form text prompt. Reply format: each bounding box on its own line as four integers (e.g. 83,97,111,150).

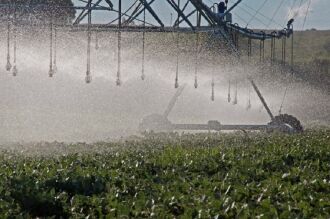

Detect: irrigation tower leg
249,79,274,121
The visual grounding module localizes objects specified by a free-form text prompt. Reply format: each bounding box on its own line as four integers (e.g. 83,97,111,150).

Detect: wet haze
0,28,329,142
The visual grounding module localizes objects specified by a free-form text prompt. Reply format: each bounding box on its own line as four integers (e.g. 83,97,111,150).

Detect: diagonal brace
138,0,164,27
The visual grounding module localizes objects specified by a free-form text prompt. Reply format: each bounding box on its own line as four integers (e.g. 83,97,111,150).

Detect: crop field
0,130,329,218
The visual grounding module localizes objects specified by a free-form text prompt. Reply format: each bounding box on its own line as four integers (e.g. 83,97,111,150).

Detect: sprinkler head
49,69,54,77
174,79,179,89
194,82,198,89
85,74,92,84
141,74,145,81
228,95,231,103
12,65,18,77
6,61,12,71
116,78,122,86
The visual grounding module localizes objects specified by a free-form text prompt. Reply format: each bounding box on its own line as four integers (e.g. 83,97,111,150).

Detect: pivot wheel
270,114,304,133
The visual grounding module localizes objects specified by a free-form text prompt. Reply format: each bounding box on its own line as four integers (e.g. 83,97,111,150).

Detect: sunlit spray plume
288,0,318,19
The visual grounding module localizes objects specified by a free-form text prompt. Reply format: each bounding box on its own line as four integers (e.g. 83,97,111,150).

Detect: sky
73,0,330,30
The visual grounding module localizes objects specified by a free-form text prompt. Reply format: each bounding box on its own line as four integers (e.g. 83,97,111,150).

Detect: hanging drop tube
141,7,146,80
12,9,18,77
116,0,122,86
233,80,238,105
6,7,12,72
85,0,92,83
53,24,58,74
49,15,54,78
174,32,180,89
194,33,199,89
227,80,231,103
211,77,215,101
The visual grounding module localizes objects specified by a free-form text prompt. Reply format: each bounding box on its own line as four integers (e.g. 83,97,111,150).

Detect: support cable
241,2,283,29
245,0,269,28
288,0,298,18
237,5,268,27
302,0,311,30
267,0,286,27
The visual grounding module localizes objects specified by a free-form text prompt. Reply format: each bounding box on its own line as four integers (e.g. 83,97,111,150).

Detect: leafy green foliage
0,130,329,218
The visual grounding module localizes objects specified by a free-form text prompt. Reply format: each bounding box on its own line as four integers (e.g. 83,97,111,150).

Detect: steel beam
138,0,164,27
250,79,275,120
74,0,103,25
166,0,195,30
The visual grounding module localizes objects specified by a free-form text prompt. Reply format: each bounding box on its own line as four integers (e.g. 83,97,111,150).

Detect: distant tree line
0,0,76,24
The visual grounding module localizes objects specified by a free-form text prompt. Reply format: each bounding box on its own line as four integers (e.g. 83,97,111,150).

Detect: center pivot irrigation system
1,0,303,133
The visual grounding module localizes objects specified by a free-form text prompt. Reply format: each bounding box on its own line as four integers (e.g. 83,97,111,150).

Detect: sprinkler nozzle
12,65,18,77
175,79,179,89
6,60,12,71
49,68,54,77
116,78,121,86
194,82,198,89
85,73,92,84
194,77,198,89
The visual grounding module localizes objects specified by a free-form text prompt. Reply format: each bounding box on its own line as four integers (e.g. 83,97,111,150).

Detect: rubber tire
270,114,304,133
